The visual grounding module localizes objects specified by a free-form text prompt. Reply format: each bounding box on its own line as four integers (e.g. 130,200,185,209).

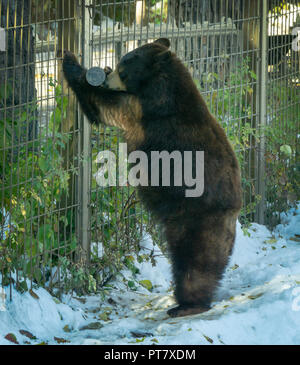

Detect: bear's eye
118,66,128,81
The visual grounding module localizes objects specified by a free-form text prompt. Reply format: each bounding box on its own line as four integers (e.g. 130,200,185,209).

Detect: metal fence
0,0,299,297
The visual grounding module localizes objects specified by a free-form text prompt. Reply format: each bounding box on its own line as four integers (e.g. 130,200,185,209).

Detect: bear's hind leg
168,258,220,317
166,212,237,317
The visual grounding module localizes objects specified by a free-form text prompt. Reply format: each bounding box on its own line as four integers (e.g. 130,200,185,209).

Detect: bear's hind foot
167,304,211,318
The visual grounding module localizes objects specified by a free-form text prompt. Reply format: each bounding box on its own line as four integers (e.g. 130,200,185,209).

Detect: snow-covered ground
1,203,300,345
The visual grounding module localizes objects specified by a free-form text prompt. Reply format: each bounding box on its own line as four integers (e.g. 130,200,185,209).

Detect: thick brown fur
62,38,242,317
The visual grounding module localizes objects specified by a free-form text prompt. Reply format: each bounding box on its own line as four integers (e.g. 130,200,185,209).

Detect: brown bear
63,38,242,317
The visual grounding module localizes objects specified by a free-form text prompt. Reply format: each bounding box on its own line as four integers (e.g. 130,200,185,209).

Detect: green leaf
264,238,277,244
203,334,213,344
38,157,49,173
25,237,38,256
280,144,292,156
248,293,263,300
139,280,153,291
80,322,103,331
98,312,110,321
63,325,71,333
34,268,42,284
127,281,136,289
53,297,61,305
17,280,28,293
38,224,55,250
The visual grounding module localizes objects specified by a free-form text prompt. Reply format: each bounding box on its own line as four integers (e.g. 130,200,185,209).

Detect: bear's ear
154,38,170,49
154,49,171,63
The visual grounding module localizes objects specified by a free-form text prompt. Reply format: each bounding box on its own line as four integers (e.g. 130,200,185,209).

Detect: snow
1,203,300,345
0,285,86,344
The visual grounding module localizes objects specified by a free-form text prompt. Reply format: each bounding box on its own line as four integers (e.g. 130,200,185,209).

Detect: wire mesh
0,0,82,297
0,0,299,297
265,0,300,227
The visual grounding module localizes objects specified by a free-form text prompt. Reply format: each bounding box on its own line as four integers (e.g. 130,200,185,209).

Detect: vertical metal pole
79,0,92,264
256,0,267,224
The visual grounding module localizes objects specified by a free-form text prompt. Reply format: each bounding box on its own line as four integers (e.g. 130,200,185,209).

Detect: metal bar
79,0,92,264
256,0,267,224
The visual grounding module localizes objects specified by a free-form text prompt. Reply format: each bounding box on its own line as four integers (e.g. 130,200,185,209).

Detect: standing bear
63,38,242,317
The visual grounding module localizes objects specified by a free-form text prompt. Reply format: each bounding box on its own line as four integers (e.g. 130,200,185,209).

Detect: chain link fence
0,0,299,298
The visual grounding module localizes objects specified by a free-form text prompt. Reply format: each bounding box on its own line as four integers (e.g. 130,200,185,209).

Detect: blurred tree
0,0,37,146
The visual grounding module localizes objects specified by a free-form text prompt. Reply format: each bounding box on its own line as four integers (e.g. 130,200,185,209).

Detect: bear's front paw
62,50,79,65
167,304,210,318
62,51,85,87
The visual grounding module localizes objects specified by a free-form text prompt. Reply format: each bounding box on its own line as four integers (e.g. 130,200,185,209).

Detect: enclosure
0,0,299,298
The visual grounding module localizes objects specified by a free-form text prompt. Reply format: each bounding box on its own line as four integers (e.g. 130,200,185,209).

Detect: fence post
78,0,92,264
256,0,267,224
57,0,79,213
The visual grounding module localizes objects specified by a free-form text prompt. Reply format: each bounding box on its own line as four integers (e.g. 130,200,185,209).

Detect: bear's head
104,38,177,118
105,38,171,93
